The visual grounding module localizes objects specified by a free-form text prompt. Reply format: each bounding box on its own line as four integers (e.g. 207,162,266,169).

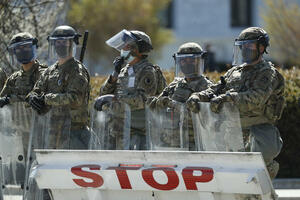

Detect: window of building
231,0,252,27
158,1,174,29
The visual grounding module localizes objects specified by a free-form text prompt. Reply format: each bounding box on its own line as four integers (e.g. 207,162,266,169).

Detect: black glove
0,96,10,108
113,56,125,74
94,94,115,111
28,95,46,114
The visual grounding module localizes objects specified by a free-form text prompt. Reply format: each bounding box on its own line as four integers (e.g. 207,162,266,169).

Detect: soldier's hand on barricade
28,95,46,114
156,96,171,108
113,56,125,74
186,95,201,113
94,94,115,111
0,96,10,108
210,93,232,113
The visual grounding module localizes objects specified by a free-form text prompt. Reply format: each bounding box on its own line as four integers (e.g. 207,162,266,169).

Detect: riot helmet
106,29,153,63
48,25,81,60
7,32,38,65
174,42,207,79
233,27,269,66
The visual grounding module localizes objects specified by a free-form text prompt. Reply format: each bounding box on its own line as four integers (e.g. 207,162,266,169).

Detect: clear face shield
105,29,136,52
174,54,205,79
232,40,260,66
48,36,76,61
7,40,37,65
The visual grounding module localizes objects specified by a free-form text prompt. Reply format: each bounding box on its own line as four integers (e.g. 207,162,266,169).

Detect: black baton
80,30,89,62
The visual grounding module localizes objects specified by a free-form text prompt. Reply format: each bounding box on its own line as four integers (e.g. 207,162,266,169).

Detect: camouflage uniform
98,30,166,150
28,26,90,150
150,42,212,150
0,60,47,103
0,60,47,166
0,32,46,186
100,59,166,149
0,67,7,91
29,57,90,149
188,27,285,178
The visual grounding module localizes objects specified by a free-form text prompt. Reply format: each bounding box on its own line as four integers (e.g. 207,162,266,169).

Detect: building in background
156,0,264,71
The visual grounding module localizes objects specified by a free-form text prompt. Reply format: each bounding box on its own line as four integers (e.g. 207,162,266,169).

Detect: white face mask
121,49,135,63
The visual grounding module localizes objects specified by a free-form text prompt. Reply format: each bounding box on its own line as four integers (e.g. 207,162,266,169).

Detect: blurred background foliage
68,0,173,74
263,0,300,67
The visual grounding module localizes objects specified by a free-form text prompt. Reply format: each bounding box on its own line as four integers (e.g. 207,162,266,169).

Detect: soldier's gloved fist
156,96,171,108
0,96,10,108
210,93,232,113
94,94,115,111
186,95,201,113
113,56,125,74
28,95,45,113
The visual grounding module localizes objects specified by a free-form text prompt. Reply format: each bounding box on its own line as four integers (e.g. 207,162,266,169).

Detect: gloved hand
113,56,125,74
210,93,232,113
156,96,171,108
94,94,115,111
28,95,46,114
0,96,10,108
186,94,201,113
197,90,215,102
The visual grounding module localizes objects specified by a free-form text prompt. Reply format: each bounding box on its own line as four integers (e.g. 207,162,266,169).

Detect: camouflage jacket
100,59,167,110
0,60,47,103
0,67,7,91
30,57,90,128
159,76,212,103
195,60,285,127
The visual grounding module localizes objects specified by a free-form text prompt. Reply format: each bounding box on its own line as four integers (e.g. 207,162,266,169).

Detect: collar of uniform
56,57,76,71
129,59,148,72
242,59,266,70
186,75,205,83
21,59,39,75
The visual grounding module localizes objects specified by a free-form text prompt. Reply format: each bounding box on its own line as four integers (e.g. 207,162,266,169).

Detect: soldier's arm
228,69,277,113
191,69,231,102
157,80,176,98
0,69,7,91
29,70,47,97
0,75,24,103
119,67,157,110
44,72,89,106
99,75,117,95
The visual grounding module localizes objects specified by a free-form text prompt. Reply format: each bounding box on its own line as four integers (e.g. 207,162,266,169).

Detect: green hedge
90,67,300,178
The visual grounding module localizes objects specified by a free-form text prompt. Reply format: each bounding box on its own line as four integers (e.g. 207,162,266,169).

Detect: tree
0,0,66,74
262,0,300,67
68,0,173,74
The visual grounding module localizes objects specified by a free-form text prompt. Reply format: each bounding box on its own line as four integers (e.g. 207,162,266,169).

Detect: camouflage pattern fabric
0,60,47,103
191,60,285,176
0,67,7,91
29,57,90,146
0,60,47,154
99,59,166,149
101,59,166,109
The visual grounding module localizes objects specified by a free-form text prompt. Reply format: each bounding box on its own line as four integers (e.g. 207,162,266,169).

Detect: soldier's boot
267,160,279,179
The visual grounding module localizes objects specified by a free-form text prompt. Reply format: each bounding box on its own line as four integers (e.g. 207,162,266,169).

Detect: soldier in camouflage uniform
94,29,167,150
0,32,47,157
149,42,212,150
0,67,7,91
27,25,90,149
187,27,285,179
